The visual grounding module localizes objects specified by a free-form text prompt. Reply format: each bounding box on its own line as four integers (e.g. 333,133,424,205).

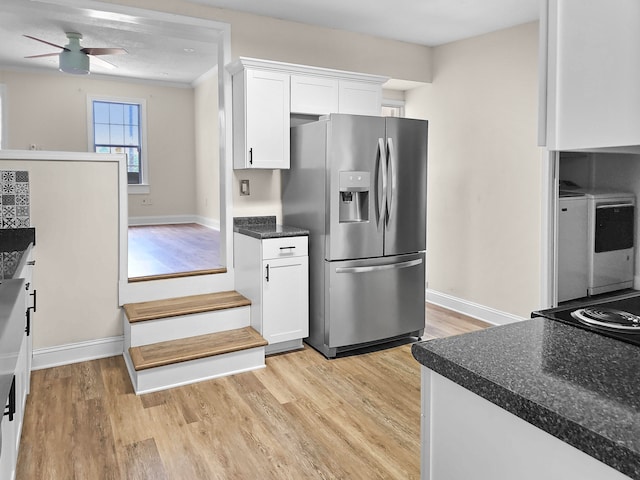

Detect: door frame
541,149,559,309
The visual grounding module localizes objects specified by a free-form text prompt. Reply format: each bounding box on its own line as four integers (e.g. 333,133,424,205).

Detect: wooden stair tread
129,327,267,371
123,290,251,323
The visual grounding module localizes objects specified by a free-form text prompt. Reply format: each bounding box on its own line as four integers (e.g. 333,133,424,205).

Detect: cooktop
532,291,640,347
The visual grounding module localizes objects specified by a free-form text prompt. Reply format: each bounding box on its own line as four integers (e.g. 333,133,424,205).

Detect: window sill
129,184,150,195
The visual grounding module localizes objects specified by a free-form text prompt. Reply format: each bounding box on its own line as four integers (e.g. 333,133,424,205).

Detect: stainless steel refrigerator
282,114,427,358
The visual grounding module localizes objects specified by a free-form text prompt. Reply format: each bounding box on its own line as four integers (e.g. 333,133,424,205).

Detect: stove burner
571,307,640,331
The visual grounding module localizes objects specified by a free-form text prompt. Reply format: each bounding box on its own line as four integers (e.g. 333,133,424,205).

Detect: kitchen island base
421,369,630,480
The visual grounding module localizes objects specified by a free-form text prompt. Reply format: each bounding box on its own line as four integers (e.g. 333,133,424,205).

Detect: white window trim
87,94,149,194
0,84,7,150
382,98,406,117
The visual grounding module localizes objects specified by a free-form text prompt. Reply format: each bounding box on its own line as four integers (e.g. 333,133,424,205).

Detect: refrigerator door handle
386,137,396,226
335,258,423,274
377,137,388,227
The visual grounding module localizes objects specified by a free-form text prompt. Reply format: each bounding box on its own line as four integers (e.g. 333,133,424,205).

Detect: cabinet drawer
262,236,308,259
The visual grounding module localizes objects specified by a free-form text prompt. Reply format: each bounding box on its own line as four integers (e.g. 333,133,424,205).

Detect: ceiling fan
24,32,127,75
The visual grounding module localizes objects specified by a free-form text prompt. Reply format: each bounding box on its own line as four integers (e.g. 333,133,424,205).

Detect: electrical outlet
141,197,153,206
240,179,250,196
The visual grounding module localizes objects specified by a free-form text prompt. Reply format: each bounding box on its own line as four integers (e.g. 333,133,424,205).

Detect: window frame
381,98,406,118
87,95,149,194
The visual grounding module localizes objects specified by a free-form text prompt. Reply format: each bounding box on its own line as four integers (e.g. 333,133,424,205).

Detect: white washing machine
557,193,588,302
583,189,635,295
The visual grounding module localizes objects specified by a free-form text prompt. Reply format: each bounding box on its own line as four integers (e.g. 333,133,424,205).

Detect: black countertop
411,318,640,479
234,216,309,239
0,228,35,280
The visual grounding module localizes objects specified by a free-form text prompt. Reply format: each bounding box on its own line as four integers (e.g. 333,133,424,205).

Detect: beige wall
103,0,432,83
406,22,542,318
0,158,121,349
194,69,220,225
0,69,197,219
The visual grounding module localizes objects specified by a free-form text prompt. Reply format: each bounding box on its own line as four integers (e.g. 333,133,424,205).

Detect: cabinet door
338,80,382,116
542,0,640,149
262,256,309,344
290,75,339,115
0,414,16,480
245,69,290,168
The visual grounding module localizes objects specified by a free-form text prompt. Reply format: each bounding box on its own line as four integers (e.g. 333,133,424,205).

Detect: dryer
584,190,635,295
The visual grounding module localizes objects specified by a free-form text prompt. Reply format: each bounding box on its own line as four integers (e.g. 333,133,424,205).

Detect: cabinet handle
26,308,31,336
4,376,15,422
27,260,35,266
31,289,37,312
279,246,296,250
249,147,253,165
265,264,270,282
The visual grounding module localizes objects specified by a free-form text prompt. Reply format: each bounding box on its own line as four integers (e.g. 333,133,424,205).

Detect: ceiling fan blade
89,54,117,70
24,52,60,59
23,35,70,52
81,47,127,56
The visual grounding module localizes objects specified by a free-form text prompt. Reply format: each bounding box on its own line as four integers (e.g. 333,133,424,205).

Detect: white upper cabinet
232,67,290,169
338,80,383,116
290,75,339,115
540,0,640,151
228,58,388,169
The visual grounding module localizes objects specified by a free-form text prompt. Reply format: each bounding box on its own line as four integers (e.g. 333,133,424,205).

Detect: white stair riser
124,306,251,348
123,347,266,395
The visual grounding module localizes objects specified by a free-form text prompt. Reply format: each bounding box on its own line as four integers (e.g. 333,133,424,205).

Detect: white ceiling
0,0,221,85
0,0,540,85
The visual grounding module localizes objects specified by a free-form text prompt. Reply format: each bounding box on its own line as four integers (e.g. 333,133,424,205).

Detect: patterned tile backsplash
1,170,30,228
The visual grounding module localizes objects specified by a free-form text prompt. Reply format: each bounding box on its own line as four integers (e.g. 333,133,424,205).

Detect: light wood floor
128,224,222,280
16,304,490,480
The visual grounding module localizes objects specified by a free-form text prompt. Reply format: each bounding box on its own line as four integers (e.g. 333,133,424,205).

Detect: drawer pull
279,246,296,250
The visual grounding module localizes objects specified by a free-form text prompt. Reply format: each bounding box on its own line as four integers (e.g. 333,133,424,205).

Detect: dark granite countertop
411,318,640,479
0,228,35,280
234,216,309,239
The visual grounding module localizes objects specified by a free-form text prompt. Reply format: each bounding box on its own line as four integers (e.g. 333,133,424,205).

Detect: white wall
406,22,542,318
0,156,121,350
0,69,197,219
102,0,432,83
194,69,221,227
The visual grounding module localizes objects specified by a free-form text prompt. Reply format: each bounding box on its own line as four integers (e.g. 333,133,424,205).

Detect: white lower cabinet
234,233,309,354
0,326,29,480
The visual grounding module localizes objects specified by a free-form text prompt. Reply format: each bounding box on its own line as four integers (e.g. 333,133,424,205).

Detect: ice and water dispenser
339,171,370,223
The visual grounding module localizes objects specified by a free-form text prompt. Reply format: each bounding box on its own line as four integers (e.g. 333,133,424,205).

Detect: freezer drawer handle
595,203,633,209
335,258,422,274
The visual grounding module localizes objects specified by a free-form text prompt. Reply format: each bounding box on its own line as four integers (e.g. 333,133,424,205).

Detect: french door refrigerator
282,114,427,358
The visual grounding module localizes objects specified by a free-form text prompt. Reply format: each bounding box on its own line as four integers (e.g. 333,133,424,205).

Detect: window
381,99,405,118
88,96,148,192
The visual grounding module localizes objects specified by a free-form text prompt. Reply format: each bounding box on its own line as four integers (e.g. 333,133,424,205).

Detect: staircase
122,291,267,395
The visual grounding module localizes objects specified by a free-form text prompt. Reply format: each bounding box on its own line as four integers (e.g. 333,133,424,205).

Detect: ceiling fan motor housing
59,50,90,74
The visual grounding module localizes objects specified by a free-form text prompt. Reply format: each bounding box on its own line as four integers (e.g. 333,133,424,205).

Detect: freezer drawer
324,252,425,352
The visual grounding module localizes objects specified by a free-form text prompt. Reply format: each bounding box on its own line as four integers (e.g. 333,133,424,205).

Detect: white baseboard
194,215,220,231
426,289,525,326
128,215,220,229
32,336,124,370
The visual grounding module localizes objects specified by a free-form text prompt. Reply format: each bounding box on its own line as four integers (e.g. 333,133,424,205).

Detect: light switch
240,179,250,196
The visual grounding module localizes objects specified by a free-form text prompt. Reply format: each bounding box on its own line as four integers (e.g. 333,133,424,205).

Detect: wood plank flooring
16,304,490,480
128,223,222,280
